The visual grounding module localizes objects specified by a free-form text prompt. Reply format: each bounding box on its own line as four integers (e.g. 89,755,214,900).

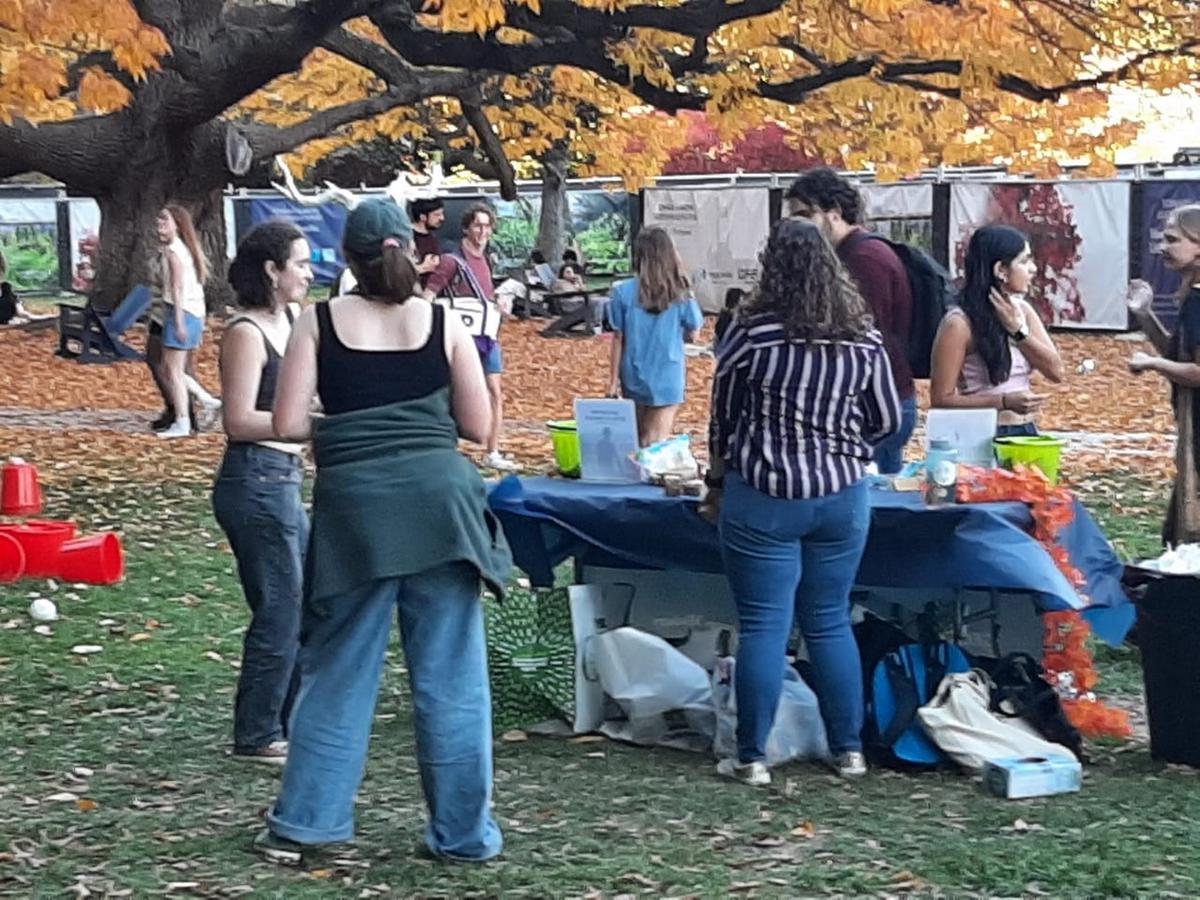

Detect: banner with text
643,188,770,313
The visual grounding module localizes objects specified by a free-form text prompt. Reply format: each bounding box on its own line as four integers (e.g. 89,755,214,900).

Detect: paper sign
575,398,641,483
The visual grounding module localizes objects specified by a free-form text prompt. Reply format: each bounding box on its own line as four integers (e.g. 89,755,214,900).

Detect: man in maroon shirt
424,203,520,472
785,169,917,473
409,197,445,283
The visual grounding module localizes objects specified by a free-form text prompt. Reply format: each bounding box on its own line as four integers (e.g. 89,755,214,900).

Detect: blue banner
246,198,349,285
1140,181,1200,302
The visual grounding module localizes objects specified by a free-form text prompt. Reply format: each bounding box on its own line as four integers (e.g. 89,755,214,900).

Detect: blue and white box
983,753,1082,799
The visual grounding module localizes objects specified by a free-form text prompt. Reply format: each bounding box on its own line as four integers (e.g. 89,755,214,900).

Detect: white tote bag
916,670,1076,772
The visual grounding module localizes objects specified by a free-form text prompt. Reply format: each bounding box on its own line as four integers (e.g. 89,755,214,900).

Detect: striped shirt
708,314,902,499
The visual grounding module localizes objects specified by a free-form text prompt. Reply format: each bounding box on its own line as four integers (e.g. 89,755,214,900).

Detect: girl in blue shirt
605,227,704,445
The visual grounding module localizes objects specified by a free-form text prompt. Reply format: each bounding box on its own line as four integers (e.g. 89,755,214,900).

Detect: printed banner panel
643,188,770,313
949,182,1131,329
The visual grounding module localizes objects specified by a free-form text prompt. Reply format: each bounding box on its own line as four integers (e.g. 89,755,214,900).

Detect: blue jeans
873,395,917,474
211,444,308,752
267,562,502,861
719,474,870,760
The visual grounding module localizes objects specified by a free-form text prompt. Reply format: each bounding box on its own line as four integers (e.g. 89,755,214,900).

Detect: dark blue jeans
719,474,870,759
211,444,308,752
873,396,918,474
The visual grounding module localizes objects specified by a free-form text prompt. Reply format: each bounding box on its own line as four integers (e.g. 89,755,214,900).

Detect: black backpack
860,234,956,380
985,652,1085,760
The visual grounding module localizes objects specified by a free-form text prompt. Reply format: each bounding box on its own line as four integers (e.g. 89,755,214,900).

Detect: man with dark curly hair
785,168,915,473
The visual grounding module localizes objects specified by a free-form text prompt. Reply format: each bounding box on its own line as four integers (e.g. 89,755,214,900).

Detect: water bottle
925,439,958,506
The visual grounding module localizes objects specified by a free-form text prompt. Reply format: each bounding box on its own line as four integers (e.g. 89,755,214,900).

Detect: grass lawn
2,473,1198,898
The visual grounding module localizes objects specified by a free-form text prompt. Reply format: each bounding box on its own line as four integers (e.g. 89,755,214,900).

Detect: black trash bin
1128,568,1200,766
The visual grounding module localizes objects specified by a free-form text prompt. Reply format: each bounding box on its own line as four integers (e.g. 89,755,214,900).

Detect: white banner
861,183,932,219
643,188,769,313
0,199,56,225
68,198,101,274
948,182,1130,329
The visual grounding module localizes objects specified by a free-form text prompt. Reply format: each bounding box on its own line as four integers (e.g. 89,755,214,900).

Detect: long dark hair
961,224,1028,384
742,218,872,340
227,220,305,310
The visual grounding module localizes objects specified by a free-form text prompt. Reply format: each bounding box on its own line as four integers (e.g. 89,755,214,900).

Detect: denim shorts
163,311,204,350
479,340,504,375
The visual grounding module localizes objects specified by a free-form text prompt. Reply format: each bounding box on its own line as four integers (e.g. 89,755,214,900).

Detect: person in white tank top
930,224,1064,436
155,206,220,438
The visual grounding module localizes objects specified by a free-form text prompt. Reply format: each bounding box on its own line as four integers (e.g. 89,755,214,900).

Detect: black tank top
227,308,294,412
316,301,451,415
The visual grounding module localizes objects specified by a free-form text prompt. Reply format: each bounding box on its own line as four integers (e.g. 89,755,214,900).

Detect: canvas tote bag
916,670,1075,772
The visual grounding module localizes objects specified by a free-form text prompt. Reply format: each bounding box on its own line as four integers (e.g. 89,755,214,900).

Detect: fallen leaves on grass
1,320,1181,479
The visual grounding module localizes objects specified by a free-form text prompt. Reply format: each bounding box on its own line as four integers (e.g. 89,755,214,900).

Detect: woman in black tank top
212,221,313,765
259,199,504,865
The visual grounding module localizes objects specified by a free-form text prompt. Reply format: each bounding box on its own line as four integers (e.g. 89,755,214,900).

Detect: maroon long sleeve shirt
837,228,916,400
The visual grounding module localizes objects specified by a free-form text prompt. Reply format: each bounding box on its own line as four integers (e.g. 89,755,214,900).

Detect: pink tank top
947,308,1032,400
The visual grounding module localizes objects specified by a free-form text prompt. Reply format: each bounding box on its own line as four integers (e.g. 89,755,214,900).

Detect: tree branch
0,118,122,193
65,51,139,94
321,26,416,86
153,0,377,127
372,0,786,111
240,72,479,160
458,90,518,200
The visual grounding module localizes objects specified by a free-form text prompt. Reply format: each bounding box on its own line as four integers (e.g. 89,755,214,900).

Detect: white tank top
163,238,206,319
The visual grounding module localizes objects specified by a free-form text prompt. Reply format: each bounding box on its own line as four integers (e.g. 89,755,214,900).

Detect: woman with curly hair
701,217,901,787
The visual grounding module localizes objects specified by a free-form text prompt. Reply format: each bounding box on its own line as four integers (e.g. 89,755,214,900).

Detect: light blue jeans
719,474,870,760
267,562,502,861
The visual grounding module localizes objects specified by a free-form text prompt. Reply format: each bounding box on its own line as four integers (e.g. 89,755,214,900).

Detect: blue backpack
868,642,971,766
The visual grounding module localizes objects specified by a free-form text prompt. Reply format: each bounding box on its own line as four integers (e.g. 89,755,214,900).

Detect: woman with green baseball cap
259,197,511,864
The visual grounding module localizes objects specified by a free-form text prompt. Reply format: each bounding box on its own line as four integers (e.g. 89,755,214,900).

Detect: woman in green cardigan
257,198,511,864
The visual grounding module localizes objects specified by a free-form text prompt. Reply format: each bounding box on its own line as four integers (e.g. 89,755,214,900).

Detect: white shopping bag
589,627,712,720
712,657,830,766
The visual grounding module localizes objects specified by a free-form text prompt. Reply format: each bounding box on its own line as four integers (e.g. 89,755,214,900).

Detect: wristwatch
1009,324,1028,343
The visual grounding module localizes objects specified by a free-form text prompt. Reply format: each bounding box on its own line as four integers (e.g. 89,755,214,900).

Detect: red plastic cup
0,533,24,582
1,460,43,516
0,520,77,578
58,533,124,585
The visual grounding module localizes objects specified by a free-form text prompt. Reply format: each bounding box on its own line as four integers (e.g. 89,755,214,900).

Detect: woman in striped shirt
703,217,901,786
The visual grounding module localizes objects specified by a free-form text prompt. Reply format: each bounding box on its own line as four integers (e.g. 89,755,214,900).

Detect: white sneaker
485,451,521,472
832,751,868,778
156,419,192,439
716,758,771,786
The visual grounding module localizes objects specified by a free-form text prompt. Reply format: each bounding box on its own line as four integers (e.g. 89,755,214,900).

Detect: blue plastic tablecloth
487,476,1134,646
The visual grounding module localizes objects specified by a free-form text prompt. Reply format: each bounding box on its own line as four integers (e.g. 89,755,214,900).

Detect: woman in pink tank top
930,224,1064,436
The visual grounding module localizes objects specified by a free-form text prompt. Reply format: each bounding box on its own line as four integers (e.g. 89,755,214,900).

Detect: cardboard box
983,754,1082,799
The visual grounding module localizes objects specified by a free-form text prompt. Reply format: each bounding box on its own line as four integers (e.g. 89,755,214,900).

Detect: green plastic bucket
993,435,1065,484
547,420,581,477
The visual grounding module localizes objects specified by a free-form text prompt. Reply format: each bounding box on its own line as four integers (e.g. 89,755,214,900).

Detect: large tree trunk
93,185,170,313
534,145,570,265
91,158,228,313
